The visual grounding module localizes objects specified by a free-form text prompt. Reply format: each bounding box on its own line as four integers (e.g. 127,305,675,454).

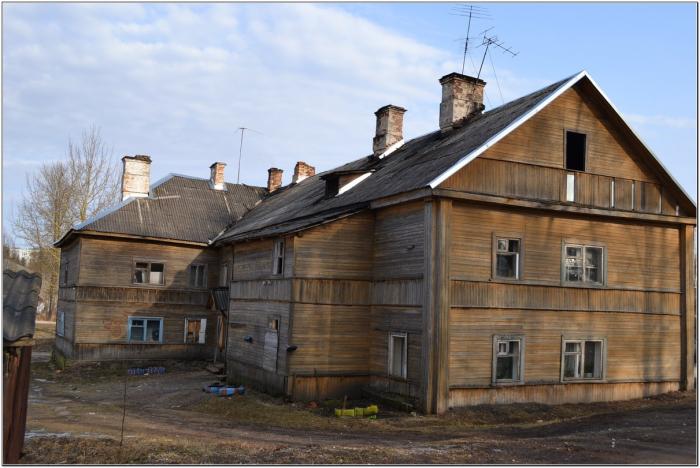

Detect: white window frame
560,337,606,382
610,179,615,208
56,310,65,337
562,242,606,286
272,239,285,276
492,335,525,385
387,332,408,380
127,316,164,343
493,235,522,280
566,173,576,202
183,318,207,344
189,264,207,288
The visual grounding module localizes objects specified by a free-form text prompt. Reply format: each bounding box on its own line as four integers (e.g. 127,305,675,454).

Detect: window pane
508,240,520,253
134,263,148,283
563,354,580,378
496,356,514,380
585,248,603,284
584,341,602,378
150,263,164,273
566,246,582,258
496,254,517,278
391,335,406,377
565,342,581,353
130,319,144,341
566,266,583,282
497,239,508,252
145,320,161,342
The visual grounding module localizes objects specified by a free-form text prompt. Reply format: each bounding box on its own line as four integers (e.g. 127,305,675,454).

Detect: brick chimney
121,155,151,201
267,167,283,193
439,73,486,131
209,162,226,190
373,105,406,156
292,161,315,184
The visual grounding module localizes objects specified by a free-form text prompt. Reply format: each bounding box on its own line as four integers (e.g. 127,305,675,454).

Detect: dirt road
22,358,697,464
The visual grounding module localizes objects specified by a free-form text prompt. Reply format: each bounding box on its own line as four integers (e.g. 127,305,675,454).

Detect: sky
2,2,697,246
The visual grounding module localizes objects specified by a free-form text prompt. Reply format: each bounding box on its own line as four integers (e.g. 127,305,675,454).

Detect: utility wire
488,48,505,105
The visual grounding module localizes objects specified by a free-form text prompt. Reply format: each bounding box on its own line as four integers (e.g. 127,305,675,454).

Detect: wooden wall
450,203,680,291
60,238,81,286
440,85,683,216
78,237,221,289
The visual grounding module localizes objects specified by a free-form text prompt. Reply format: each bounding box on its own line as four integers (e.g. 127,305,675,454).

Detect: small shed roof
3,269,42,344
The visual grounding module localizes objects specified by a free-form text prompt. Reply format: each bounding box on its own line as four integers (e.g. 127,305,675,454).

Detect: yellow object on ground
334,405,379,418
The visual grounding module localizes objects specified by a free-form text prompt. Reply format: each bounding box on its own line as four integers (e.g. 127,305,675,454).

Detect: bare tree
13,127,120,319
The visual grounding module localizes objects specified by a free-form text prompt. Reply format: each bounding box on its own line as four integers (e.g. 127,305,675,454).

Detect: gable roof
215,71,695,244
56,174,266,246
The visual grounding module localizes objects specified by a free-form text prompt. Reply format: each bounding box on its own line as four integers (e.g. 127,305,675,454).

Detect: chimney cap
439,72,486,86
209,161,226,168
122,155,152,163
374,104,407,116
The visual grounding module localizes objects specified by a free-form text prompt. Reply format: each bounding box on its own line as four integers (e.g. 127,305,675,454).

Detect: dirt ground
19,327,698,464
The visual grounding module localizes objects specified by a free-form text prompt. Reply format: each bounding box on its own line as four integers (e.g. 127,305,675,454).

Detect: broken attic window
272,239,285,275
565,131,586,171
325,176,340,198
133,261,165,285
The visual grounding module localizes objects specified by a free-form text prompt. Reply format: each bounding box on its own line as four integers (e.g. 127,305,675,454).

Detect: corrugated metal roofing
3,269,42,343
215,76,572,243
69,176,266,244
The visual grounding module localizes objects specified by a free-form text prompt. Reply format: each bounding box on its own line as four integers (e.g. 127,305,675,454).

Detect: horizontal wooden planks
448,308,680,387
66,286,208,306
233,237,293,281
292,279,370,305
230,279,292,302
372,279,423,307
450,202,681,291
451,281,680,315
373,202,425,280
293,212,374,280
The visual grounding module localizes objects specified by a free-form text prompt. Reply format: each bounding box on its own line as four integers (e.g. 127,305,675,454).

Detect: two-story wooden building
54,157,266,360
214,71,695,413
56,70,695,414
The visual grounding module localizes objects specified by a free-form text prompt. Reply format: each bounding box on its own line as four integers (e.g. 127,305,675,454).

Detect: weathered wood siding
79,237,221,289
449,308,680,387
440,85,681,215
233,237,293,280
60,238,81,286
450,203,680,291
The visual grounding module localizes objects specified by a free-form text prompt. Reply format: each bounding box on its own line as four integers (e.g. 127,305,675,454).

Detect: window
272,239,285,275
563,244,605,285
133,262,164,285
565,131,586,171
219,263,229,287
387,332,407,379
494,238,521,279
492,335,524,384
56,310,65,337
610,179,615,208
184,318,207,344
128,317,163,343
325,177,340,198
189,264,206,288
562,339,604,380
268,318,279,331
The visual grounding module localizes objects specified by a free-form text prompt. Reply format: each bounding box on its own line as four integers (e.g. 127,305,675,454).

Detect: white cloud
624,113,696,130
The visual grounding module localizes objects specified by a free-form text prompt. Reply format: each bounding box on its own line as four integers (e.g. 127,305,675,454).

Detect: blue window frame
127,317,163,343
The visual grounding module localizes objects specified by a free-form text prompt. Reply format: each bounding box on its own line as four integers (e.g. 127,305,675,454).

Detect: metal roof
3,269,42,344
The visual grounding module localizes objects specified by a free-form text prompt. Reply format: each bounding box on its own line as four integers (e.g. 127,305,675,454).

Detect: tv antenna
450,4,491,75
234,127,261,184
476,33,518,80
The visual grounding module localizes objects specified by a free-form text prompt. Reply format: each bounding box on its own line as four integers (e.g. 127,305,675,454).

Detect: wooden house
54,158,266,361
56,70,696,414
213,71,696,413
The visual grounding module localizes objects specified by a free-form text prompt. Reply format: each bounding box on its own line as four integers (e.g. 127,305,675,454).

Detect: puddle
25,429,113,440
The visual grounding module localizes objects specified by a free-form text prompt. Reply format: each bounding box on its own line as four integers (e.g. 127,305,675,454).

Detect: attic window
325,177,340,198
565,131,586,172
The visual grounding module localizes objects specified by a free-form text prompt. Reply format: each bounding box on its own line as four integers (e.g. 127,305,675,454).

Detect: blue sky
2,2,697,245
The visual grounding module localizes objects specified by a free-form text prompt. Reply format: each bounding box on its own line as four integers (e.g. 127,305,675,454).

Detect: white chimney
210,162,226,190
121,155,151,201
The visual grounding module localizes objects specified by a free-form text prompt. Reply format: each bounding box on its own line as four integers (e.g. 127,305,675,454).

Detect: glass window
494,337,523,383
133,262,165,285
128,317,162,343
562,339,604,380
564,245,604,285
388,333,407,379
495,238,520,279
189,264,206,288
219,264,229,287
272,239,285,275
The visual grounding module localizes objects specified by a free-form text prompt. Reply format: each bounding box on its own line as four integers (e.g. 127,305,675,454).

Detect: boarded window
133,262,164,285
272,239,285,275
189,264,206,288
495,238,521,279
388,332,407,379
564,245,604,285
562,339,604,380
128,317,162,343
493,335,524,383
184,318,207,344
565,131,586,171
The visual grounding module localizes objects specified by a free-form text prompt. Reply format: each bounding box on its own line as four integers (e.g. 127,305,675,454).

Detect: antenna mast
476,33,518,80
235,127,261,184
451,4,491,75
